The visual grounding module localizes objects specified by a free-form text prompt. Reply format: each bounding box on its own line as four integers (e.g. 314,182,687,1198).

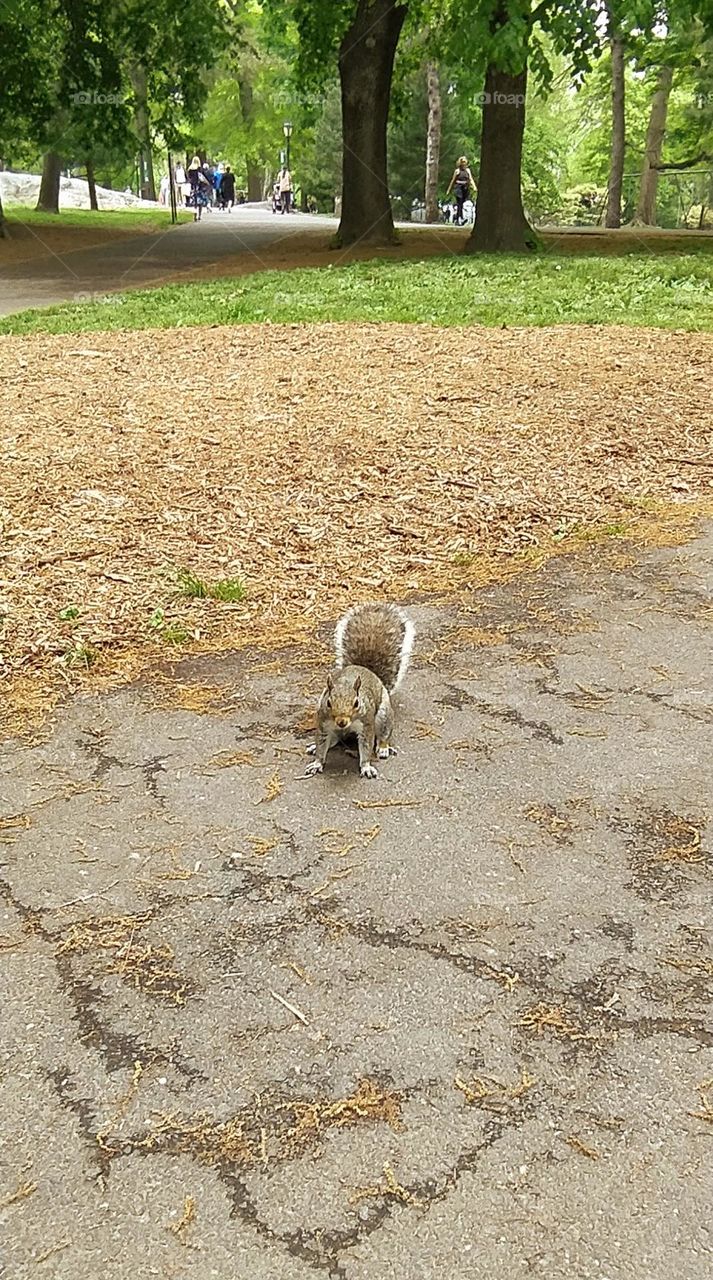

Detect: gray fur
334,603,414,692
307,603,414,778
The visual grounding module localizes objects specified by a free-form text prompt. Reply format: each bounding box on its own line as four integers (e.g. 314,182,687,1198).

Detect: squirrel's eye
326,699,332,710
353,698,359,709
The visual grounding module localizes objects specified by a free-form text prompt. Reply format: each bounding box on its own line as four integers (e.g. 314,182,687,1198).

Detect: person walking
219,165,236,211
174,160,186,206
446,156,476,226
186,155,210,222
278,165,293,213
202,161,215,207
212,163,224,207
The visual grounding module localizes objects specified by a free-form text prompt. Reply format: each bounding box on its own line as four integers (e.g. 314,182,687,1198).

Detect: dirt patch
537,227,713,255
177,224,713,288
0,218,168,266
1,322,712,733
5,217,711,277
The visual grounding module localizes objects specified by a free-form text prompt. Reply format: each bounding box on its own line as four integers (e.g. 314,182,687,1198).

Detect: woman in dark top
186,155,210,222
446,156,476,226
219,166,236,210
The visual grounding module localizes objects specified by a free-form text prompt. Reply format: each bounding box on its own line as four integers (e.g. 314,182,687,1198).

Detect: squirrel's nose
336,717,349,729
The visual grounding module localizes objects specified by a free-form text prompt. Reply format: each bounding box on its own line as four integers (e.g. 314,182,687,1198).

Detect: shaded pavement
0,207,335,316
2,527,712,1277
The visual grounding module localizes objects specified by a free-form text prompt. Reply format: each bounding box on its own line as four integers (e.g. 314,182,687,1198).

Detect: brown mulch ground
1,323,712,731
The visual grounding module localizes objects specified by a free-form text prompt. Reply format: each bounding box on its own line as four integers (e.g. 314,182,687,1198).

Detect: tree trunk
36,151,62,213
465,65,536,253
86,157,99,211
246,164,263,202
130,64,156,201
632,63,674,225
0,192,7,237
238,79,264,202
336,0,408,247
605,36,626,228
424,61,442,223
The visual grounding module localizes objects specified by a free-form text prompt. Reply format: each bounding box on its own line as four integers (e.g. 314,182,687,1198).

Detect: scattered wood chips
57,912,188,1004
518,1002,599,1043
2,323,712,731
169,1195,197,1245
0,1179,37,1209
351,1163,419,1206
118,1078,401,1166
455,1068,535,1109
565,1134,600,1160
688,1078,713,1126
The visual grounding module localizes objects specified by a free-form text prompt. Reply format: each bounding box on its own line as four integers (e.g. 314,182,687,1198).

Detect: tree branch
655,153,711,171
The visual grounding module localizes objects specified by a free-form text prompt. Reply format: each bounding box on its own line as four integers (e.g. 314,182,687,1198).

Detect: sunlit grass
1,250,712,335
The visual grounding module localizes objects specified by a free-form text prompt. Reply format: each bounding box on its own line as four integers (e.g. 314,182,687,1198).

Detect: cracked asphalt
2,528,712,1279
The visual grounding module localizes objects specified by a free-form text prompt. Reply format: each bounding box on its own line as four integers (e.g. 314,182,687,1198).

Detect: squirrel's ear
353,675,361,694
326,673,333,692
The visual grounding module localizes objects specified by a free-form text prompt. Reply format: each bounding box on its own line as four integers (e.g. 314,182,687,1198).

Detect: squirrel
305,603,415,779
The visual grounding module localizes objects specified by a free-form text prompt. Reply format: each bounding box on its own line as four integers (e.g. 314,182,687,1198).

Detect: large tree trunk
424,61,442,223
36,151,62,213
86,157,99,211
238,78,263,202
466,65,536,253
336,0,408,248
631,63,674,225
605,36,626,228
246,164,263,202
130,64,156,201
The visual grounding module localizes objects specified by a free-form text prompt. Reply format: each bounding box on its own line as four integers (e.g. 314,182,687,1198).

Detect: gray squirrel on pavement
305,603,415,779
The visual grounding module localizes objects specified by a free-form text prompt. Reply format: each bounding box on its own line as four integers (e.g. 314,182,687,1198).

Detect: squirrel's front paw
360,762,379,779
305,742,317,756
304,759,324,776
377,743,397,760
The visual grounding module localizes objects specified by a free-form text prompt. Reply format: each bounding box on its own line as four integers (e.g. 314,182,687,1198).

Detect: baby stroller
271,184,281,214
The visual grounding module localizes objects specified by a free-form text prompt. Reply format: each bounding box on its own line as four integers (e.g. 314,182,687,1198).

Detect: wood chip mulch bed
1,323,712,731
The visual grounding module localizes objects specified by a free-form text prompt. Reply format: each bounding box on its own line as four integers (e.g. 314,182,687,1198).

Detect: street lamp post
283,121,292,173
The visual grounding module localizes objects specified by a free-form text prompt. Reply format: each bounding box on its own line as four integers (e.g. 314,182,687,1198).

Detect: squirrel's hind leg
375,693,396,760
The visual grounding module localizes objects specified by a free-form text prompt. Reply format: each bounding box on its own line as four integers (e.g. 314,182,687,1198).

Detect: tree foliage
2,0,713,233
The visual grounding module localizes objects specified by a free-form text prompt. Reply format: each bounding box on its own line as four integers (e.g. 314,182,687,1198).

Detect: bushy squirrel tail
334,603,415,693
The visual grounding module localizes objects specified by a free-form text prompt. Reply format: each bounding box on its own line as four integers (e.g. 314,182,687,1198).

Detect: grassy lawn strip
4,205,192,233
1,251,712,336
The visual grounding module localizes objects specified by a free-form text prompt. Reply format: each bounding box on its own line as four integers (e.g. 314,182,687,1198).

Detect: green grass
148,608,190,645
5,204,191,232
177,568,246,603
62,640,99,669
1,250,712,336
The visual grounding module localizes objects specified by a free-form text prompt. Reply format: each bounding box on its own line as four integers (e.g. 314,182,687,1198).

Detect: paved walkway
0,207,335,316
2,529,712,1278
